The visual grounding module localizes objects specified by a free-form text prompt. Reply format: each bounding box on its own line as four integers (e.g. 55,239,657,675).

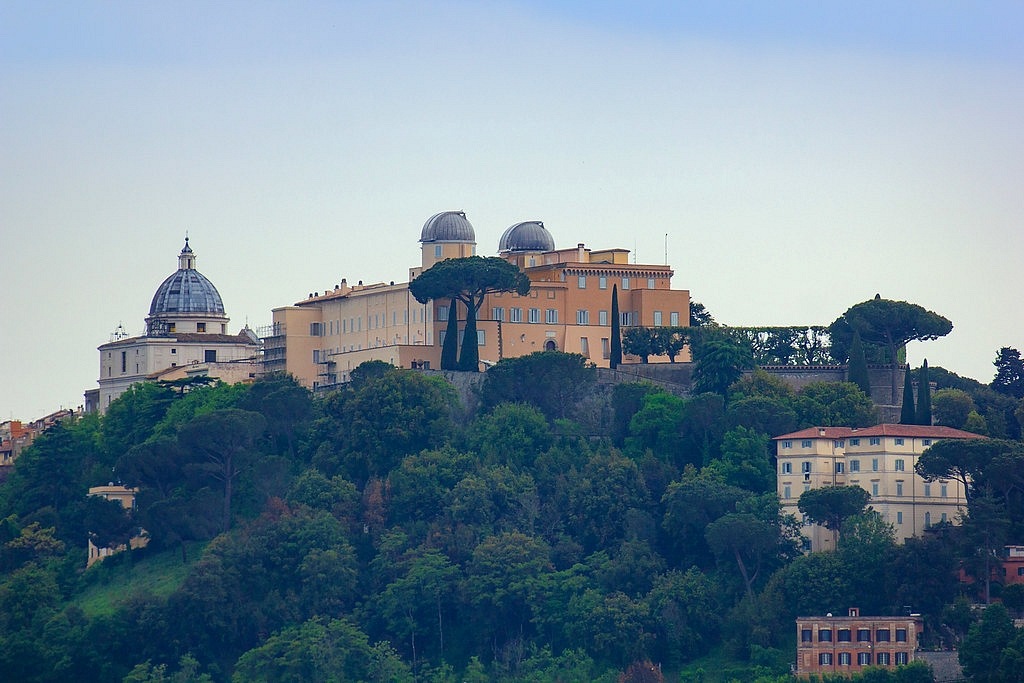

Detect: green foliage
622,326,663,363
480,352,595,421
916,360,932,425
409,256,530,372
797,485,870,533
931,388,976,428
992,346,1024,399
730,326,832,366
691,334,754,397
610,285,622,369
794,382,879,428
959,603,1024,682
900,367,917,424
847,330,872,396
466,403,553,470
704,427,775,493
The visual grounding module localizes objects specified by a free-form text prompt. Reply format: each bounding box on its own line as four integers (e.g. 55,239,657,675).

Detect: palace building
93,239,260,412
775,424,984,551
260,211,692,389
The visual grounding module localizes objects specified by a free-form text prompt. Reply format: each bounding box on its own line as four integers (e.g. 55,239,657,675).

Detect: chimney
848,607,859,617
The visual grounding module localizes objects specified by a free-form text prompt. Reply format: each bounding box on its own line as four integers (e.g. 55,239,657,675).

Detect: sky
2,1,1022,420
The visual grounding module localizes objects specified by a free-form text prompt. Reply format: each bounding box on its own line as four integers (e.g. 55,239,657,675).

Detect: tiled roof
773,424,986,441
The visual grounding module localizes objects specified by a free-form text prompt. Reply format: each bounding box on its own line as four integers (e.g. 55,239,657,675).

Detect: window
838,629,851,642
204,350,216,363
648,277,656,289
599,276,607,289
601,338,609,359
896,629,908,642
528,308,540,323
781,462,792,474
895,437,905,445
925,512,932,527
801,440,812,448
850,460,860,472
897,511,903,524
850,438,861,446
782,440,793,449
310,322,323,336
923,484,931,497
802,462,812,473
819,653,832,666
171,348,176,354
894,459,905,471
801,629,813,643
477,330,486,346
839,652,851,666
872,458,879,471
580,337,589,357
876,652,891,666
653,311,663,326
896,482,904,496
870,437,881,446
819,629,832,642
895,652,909,665
872,483,879,496
876,629,890,642
576,310,590,325
546,309,558,324
622,277,630,289
670,311,679,326
438,306,449,321
834,439,845,448
858,652,872,665
783,485,791,499
599,310,608,326
922,438,932,446
941,513,947,523
493,307,505,322
941,484,948,498
197,322,206,332
835,462,845,474
510,308,523,323
121,351,127,373
578,276,587,289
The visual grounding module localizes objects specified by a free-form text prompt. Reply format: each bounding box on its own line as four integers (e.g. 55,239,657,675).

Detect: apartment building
775,424,984,550
796,607,923,676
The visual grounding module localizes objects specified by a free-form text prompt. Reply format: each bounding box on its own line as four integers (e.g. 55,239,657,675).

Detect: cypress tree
916,359,932,425
610,284,622,369
900,366,916,424
440,299,459,370
847,329,872,397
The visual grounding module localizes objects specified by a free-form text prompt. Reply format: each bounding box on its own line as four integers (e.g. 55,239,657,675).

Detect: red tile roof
773,424,986,441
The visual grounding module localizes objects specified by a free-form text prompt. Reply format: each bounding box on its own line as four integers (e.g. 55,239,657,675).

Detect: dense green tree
566,450,651,552
691,335,754,398
232,617,411,682
479,352,595,421
610,284,622,369
661,471,747,569
242,373,312,458
797,485,870,538
795,382,879,428
611,383,661,447
100,382,177,459
625,391,686,462
705,512,776,596
689,301,715,327
409,256,530,371
177,409,267,532
644,568,722,666
704,427,775,493
931,388,975,428
916,360,933,425
959,603,1023,682
622,327,662,363
466,402,553,470
992,347,1024,399
915,437,1014,505
901,368,917,424
829,297,952,403
847,330,872,396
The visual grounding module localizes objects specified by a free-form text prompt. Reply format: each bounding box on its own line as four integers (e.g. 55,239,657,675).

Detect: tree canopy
409,256,530,371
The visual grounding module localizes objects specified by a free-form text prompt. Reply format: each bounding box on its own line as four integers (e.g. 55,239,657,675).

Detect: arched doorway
544,340,557,351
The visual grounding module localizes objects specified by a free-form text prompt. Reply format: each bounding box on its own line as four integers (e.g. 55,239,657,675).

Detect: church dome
420,211,476,242
148,239,226,316
499,221,555,253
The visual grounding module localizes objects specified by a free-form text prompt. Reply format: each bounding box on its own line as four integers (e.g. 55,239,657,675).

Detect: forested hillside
1,350,1023,682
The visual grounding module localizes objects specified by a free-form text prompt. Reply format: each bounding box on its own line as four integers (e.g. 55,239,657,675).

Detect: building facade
85,485,149,567
261,211,691,390
95,239,260,412
775,424,984,551
796,608,923,677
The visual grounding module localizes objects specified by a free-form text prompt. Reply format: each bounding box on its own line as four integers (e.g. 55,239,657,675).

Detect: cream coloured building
260,211,692,389
96,239,260,411
775,424,984,551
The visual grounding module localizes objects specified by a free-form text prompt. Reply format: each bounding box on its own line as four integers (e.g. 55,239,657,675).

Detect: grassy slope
72,543,207,618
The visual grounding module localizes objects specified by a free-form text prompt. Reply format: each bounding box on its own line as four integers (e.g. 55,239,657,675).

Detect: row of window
490,308,651,327
782,481,949,500
782,437,932,449
312,309,428,337
577,276,658,290
802,628,908,643
817,652,909,666
781,458,939,477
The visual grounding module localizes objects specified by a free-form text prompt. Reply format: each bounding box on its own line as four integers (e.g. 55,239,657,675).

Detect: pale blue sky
2,1,1022,419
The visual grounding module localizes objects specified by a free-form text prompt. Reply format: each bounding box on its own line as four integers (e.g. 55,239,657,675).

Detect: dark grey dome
148,239,226,316
499,221,555,253
420,211,476,242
